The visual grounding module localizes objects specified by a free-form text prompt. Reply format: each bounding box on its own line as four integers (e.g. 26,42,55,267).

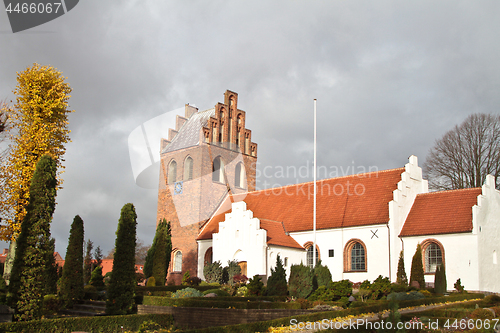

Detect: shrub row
143,296,300,309
0,313,173,333
176,293,483,333
136,285,216,294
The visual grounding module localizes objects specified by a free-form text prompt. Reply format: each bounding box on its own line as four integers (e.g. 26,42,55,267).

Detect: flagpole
313,99,317,268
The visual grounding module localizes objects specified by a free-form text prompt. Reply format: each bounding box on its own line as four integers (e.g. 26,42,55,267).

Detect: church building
157,90,500,292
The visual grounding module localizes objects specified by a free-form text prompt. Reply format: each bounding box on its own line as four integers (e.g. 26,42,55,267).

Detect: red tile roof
260,219,303,249
198,168,404,243
399,188,481,237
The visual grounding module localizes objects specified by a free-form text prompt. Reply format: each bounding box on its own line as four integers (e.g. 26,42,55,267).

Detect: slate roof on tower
399,188,481,237
197,167,405,242
161,108,215,153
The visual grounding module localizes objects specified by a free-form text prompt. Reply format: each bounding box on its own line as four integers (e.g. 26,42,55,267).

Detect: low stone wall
138,305,311,329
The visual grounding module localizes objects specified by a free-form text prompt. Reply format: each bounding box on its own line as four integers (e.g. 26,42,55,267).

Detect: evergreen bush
8,155,58,321
267,255,288,296
409,243,425,289
313,260,332,288
246,275,264,296
59,215,85,308
151,219,171,286
106,203,137,315
89,266,105,289
288,263,314,299
202,288,230,297
454,278,465,293
396,250,408,286
370,275,392,299
226,260,241,286
203,261,224,284
171,287,204,298
434,264,447,294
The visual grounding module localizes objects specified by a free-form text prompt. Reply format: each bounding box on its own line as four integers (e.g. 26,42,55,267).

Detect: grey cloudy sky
1,1,499,257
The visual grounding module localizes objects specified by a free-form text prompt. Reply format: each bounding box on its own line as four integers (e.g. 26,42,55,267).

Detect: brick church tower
156,90,257,284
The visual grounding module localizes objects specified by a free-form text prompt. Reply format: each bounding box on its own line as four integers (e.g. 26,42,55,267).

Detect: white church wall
476,175,500,293
388,155,428,281
212,201,267,278
197,239,212,281
402,233,479,292
267,246,305,279
290,223,390,283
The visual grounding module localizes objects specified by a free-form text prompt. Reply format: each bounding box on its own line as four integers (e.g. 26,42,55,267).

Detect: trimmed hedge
143,296,299,309
0,314,173,333
136,285,216,294
176,293,483,333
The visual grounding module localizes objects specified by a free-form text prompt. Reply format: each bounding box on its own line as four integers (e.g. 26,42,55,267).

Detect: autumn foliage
0,63,72,240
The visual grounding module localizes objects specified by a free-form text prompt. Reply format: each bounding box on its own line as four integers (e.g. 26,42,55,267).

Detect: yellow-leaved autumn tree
0,63,72,241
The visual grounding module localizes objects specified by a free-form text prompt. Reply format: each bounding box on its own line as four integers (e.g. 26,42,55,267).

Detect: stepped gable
399,187,482,237
198,167,404,241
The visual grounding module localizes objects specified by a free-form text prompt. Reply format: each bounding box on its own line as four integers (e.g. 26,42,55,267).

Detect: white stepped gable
212,201,267,277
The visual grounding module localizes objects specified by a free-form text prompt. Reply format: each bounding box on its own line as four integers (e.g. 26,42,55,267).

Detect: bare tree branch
424,114,500,191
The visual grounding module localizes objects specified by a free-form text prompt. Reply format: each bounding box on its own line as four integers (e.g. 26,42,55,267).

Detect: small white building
196,156,500,293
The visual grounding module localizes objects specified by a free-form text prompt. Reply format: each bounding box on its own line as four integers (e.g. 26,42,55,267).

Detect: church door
238,261,247,276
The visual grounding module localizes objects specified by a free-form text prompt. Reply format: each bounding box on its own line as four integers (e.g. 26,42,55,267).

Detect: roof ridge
417,187,482,196
244,167,405,196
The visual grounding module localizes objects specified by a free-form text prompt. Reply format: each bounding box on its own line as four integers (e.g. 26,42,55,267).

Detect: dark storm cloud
1,1,500,255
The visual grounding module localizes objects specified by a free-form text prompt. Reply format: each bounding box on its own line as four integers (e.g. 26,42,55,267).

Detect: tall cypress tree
409,243,425,289
44,237,59,295
59,215,84,307
8,155,57,321
396,250,408,286
143,224,159,279
83,239,94,285
106,203,137,315
152,219,172,286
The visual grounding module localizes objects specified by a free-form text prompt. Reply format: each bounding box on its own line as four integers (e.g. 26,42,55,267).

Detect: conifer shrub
226,260,241,286
313,260,332,288
454,278,465,293
89,266,105,289
409,243,425,289
151,219,171,286
370,275,392,299
59,215,85,308
246,275,264,296
434,264,447,294
171,287,204,298
396,250,408,286
203,261,224,284
267,255,288,296
106,203,138,315
288,263,314,299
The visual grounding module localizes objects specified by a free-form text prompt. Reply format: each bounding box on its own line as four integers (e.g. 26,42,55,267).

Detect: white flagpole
313,99,317,268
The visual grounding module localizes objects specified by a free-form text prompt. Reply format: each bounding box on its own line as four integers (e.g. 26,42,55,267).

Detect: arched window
235,162,245,188
304,242,320,269
344,239,367,272
184,156,193,181
212,156,225,183
168,160,177,184
174,250,182,272
422,239,444,273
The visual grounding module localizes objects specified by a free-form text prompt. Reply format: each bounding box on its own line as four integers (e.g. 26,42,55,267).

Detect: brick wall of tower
156,90,257,285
